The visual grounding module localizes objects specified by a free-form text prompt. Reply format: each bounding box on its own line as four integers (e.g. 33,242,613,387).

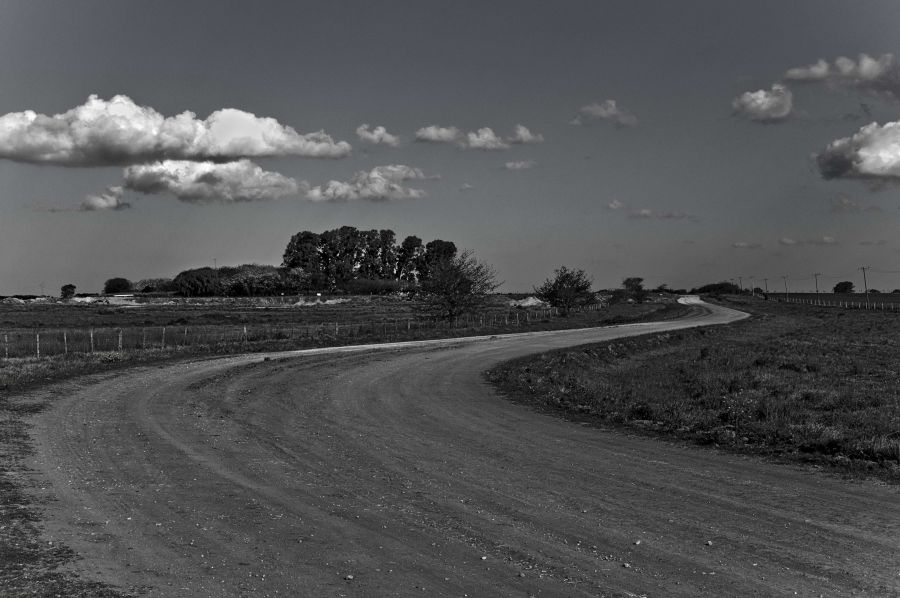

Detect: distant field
0,295,690,391
488,295,900,482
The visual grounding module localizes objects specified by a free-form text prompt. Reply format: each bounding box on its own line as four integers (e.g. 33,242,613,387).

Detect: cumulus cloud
784,53,900,100
356,124,400,147
778,236,838,246
508,124,544,144
415,125,461,144
816,120,900,180
606,199,625,210
465,127,509,150
732,84,793,122
307,164,429,202
504,160,537,170
731,241,763,249
123,159,301,202
80,185,130,211
575,100,638,127
0,94,351,167
459,182,475,191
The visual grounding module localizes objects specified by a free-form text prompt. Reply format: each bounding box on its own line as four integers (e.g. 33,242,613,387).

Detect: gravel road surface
27,299,900,596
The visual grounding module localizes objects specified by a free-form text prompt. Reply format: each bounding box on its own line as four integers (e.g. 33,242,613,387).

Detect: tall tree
534,266,595,315
396,235,424,281
282,230,321,273
421,239,457,281
833,281,854,294
622,277,647,302
103,277,133,294
60,284,76,299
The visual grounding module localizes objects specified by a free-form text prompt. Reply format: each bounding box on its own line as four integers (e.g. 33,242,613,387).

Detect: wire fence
0,305,602,360
779,296,900,311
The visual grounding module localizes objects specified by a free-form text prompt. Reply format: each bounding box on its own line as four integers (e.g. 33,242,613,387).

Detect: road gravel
26,298,900,596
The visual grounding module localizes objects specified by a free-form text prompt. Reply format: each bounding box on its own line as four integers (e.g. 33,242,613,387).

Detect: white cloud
307,164,429,202
504,160,537,170
123,159,301,202
778,236,838,246
784,53,900,100
732,84,793,122
577,100,638,127
465,127,509,150
81,186,130,211
508,124,544,144
415,125,461,144
817,120,900,180
459,182,475,191
731,241,763,249
0,94,351,166
606,199,625,210
356,124,400,147
628,207,694,221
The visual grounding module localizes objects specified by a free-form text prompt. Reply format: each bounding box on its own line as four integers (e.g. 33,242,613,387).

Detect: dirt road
27,299,900,596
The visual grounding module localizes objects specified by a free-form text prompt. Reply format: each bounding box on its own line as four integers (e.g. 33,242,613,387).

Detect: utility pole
782,276,788,301
738,276,743,294
748,276,755,297
860,266,869,308
814,273,821,304
763,278,768,294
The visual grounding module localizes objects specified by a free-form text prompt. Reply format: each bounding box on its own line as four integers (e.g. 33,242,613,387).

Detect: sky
3,0,900,294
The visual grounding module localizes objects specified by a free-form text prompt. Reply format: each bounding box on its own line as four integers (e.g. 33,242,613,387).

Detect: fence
780,296,900,311
0,304,602,360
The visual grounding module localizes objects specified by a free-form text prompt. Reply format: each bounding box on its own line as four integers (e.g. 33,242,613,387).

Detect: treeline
123,226,460,297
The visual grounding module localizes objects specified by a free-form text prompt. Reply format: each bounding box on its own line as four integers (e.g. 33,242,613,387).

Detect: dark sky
3,0,900,294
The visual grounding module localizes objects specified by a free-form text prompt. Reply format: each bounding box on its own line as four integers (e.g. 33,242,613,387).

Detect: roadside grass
487,296,900,482
0,297,688,597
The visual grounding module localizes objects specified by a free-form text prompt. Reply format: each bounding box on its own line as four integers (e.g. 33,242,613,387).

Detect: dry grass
487,296,900,482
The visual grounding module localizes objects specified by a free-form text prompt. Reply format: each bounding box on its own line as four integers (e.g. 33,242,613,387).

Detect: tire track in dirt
27,299,900,596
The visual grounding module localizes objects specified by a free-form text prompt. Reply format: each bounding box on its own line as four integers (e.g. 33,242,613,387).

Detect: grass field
488,295,900,482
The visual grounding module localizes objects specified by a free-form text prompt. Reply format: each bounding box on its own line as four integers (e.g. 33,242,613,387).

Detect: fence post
90,328,94,353
118,329,123,352
64,331,68,356
36,332,40,358
142,328,146,350
162,326,166,349
3,333,7,359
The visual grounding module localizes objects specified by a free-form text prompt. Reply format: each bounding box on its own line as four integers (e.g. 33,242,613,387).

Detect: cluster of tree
690,281,742,295
282,226,457,291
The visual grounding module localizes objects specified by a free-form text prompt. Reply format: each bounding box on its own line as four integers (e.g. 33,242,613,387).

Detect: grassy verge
487,296,900,482
0,299,688,596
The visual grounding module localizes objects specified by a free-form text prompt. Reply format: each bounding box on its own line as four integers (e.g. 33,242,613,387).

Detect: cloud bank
306,164,429,201
0,94,351,166
124,159,301,202
817,120,900,180
732,84,793,122
731,241,763,249
784,53,900,100
356,124,400,147
415,124,542,149
778,236,837,246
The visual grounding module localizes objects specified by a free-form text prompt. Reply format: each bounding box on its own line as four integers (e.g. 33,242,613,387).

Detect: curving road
28,298,900,597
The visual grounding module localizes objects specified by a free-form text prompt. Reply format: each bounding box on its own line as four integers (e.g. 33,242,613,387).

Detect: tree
60,284,76,300
621,277,647,302
103,277,132,294
173,268,219,297
533,266,595,315
420,250,501,320
282,230,321,274
833,281,854,294
420,239,457,281
396,235,424,281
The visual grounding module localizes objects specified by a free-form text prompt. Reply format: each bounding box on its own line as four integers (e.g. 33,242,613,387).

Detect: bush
103,277,132,294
